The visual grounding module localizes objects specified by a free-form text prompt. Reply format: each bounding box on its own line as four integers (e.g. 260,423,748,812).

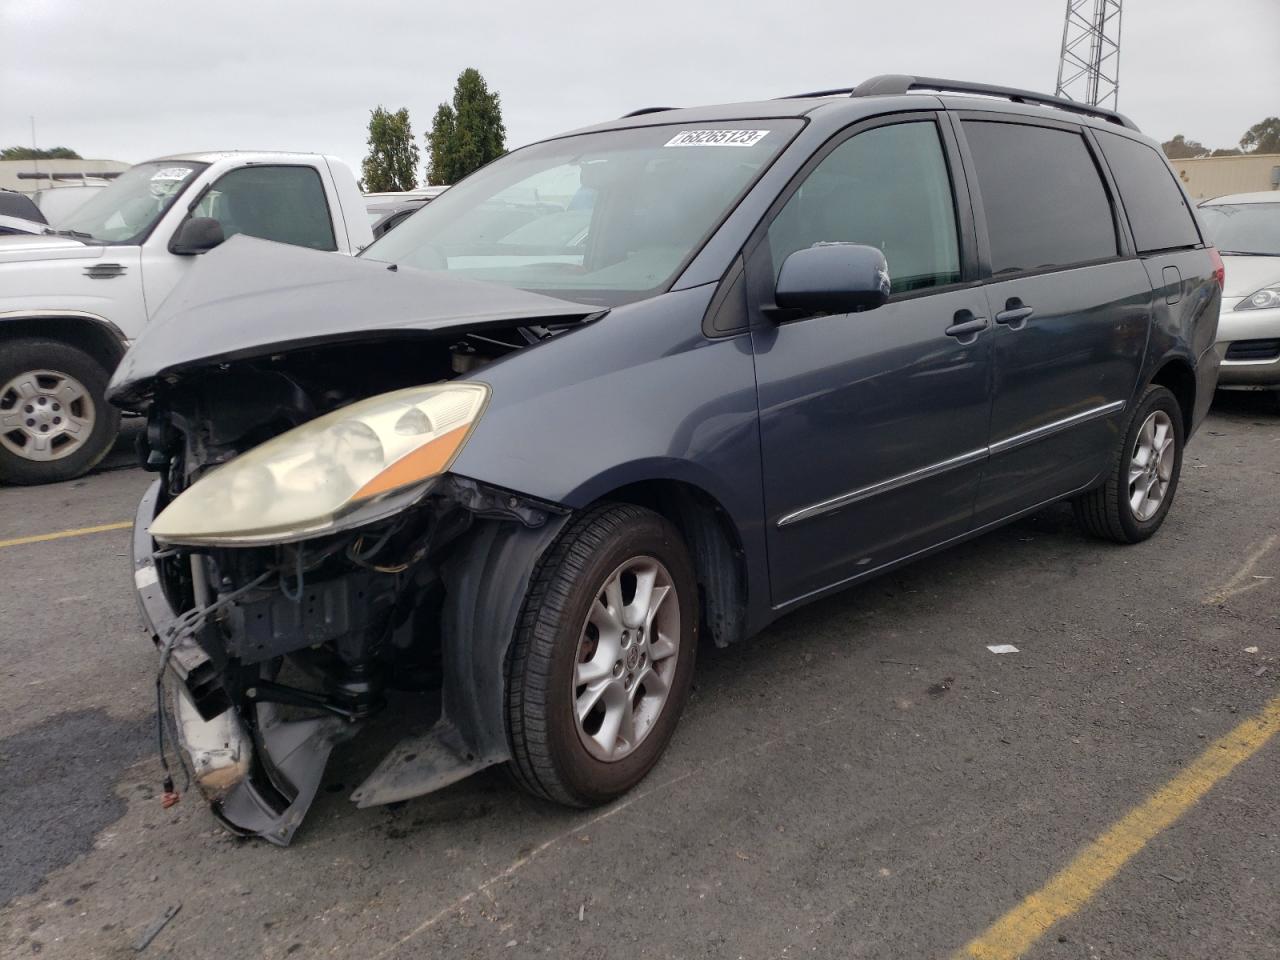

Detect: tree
360,106,419,192
1240,117,1280,155
1161,135,1207,160
426,68,506,185
0,146,81,160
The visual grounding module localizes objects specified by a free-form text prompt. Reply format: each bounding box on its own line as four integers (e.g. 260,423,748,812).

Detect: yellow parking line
0,520,132,550
954,694,1280,960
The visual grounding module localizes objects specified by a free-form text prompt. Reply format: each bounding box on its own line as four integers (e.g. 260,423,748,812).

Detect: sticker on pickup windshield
150,167,194,183
664,129,769,148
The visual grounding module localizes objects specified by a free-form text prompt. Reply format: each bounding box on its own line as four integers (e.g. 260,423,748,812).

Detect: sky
2,0,1277,174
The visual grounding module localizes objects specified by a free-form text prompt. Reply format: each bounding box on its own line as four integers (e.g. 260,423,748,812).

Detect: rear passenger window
1095,131,1201,253
767,121,961,294
963,121,1117,274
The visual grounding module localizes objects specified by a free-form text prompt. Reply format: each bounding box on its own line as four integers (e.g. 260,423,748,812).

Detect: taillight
1209,247,1225,288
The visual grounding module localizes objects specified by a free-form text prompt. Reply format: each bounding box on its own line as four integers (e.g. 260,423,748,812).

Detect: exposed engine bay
129,324,573,844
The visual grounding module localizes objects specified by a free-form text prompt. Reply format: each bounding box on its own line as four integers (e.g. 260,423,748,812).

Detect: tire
505,503,698,807
0,338,120,485
1072,384,1184,544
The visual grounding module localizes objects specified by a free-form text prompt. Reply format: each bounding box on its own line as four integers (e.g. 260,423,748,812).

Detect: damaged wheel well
598,480,747,647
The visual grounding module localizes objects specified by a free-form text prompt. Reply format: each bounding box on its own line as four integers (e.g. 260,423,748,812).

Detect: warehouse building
1170,153,1280,200
0,158,129,194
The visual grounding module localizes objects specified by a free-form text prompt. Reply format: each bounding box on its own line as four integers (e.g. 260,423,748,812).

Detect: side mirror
774,242,890,315
170,217,225,255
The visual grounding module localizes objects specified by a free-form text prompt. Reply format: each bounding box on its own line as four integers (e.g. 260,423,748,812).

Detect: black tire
1072,384,1184,544
0,338,120,485
505,503,698,807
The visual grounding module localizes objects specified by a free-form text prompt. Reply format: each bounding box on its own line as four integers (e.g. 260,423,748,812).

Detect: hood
108,235,603,404
1221,254,1280,299
0,232,104,265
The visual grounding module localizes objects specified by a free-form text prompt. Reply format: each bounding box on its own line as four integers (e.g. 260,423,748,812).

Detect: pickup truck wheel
0,338,120,485
505,503,698,807
1072,384,1184,544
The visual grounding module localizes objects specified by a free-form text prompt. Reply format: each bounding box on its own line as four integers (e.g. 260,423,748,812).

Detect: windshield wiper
48,228,98,242
1217,250,1271,257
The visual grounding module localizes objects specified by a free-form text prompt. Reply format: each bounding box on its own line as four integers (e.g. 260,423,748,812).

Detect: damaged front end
134,474,563,845
113,241,595,844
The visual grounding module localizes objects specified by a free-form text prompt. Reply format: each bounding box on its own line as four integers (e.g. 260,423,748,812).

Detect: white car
364,186,449,238
34,182,110,226
1198,192,1280,392
0,151,373,484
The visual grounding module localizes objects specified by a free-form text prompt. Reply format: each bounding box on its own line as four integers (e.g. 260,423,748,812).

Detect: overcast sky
2,0,1277,173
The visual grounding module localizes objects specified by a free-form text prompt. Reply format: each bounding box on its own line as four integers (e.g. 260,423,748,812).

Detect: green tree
360,106,419,192
1240,117,1280,154
0,146,81,160
426,68,506,185
1160,135,1207,160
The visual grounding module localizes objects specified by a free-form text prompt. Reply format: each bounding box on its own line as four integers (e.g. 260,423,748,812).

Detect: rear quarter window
1096,131,1201,253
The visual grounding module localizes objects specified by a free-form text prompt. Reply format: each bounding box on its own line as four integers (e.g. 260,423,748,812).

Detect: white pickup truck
0,151,373,484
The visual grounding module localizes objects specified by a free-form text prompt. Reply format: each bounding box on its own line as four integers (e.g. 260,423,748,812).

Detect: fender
449,286,774,635
0,309,130,366
349,513,570,808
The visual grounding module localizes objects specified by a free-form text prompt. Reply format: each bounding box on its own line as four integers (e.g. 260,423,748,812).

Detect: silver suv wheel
0,368,97,463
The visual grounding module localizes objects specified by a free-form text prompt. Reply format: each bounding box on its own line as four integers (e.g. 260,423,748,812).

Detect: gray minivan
111,76,1222,844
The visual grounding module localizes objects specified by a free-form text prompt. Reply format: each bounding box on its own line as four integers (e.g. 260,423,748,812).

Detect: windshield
361,121,801,305
1198,202,1280,257
59,160,206,243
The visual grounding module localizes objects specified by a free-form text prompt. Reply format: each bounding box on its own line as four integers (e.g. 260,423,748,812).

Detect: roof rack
619,106,678,118
782,74,1138,131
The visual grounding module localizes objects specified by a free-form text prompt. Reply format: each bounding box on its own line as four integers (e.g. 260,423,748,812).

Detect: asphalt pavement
1,395,1277,960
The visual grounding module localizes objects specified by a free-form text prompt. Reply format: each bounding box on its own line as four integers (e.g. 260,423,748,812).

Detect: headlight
150,382,488,545
1236,284,1280,311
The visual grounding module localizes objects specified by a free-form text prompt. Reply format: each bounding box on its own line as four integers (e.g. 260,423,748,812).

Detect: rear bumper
1215,299,1280,388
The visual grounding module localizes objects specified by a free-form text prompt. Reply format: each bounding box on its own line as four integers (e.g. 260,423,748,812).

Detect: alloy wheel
572,556,681,763
1128,409,1175,522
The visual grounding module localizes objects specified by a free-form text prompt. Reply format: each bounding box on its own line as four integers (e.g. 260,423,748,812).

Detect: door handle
995,300,1034,328
945,312,989,339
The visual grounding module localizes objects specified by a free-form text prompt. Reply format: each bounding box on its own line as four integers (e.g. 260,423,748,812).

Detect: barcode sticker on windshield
150,167,194,182
664,129,769,148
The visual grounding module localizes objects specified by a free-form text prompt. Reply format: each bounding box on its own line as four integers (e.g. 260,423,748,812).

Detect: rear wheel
505,503,698,807
1072,384,1184,543
0,338,119,485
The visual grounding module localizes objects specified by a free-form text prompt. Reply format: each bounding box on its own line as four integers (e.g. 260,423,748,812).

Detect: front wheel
505,503,698,807
0,338,120,485
1073,384,1184,543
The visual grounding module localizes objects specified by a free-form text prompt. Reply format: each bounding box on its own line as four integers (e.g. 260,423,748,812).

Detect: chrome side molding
777,447,987,528
987,399,1125,455
776,399,1126,528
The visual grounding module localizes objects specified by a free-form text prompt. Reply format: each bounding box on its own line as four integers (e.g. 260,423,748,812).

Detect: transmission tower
1055,0,1123,109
